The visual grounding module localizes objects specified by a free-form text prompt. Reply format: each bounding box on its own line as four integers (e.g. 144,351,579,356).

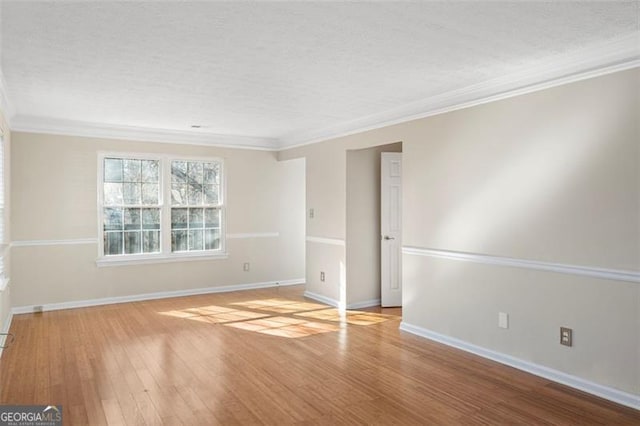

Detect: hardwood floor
1,285,638,425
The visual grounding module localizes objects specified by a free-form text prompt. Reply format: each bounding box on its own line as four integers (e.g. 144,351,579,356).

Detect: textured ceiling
0,1,638,148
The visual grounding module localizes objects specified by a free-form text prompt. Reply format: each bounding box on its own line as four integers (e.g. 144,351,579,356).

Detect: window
103,157,161,255
171,160,222,252
0,133,5,283
98,153,225,265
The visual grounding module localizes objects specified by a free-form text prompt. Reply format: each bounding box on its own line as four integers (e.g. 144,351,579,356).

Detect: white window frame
0,132,7,291
96,152,227,267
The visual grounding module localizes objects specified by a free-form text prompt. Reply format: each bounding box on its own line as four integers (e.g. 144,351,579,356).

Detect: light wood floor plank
0,285,638,425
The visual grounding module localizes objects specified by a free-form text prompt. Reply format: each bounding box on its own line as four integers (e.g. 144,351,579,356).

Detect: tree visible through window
99,154,225,260
103,158,161,255
171,160,222,252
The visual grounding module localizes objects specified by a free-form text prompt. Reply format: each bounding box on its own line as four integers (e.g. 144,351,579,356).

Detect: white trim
0,67,15,126
96,252,229,267
306,236,346,246
399,322,640,410
11,115,278,151
11,278,306,315
275,278,306,287
403,246,640,283
278,34,639,149
96,153,228,261
11,238,98,247
228,232,279,239
5,36,638,152
347,299,381,309
0,311,13,359
303,291,339,308
0,278,9,293
10,232,283,248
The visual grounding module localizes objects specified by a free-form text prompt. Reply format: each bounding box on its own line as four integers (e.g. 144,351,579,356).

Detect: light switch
498,312,509,329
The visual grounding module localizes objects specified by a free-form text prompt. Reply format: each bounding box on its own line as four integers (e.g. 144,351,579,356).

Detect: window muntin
98,154,225,261
102,157,161,256
171,160,222,252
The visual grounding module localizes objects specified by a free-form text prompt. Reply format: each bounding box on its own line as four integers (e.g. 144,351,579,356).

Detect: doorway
345,142,402,309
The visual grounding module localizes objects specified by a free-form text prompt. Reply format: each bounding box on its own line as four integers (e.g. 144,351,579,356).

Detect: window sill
96,252,228,267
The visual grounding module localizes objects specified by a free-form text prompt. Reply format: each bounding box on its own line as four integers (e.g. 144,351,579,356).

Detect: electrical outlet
320,271,325,282
560,327,573,347
498,312,508,329
243,262,250,272
309,208,315,219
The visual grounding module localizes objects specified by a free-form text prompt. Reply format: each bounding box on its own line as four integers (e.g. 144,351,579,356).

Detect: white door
381,153,402,307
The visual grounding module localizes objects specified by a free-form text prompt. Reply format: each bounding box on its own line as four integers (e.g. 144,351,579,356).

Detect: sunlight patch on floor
295,308,396,325
158,299,399,338
223,316,341,338
159,305,269,323
231,298,327,314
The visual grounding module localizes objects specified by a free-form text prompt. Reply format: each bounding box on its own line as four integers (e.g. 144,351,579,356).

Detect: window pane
123,159,141,182
104,158,123,182
188,162,204,184
141,183,159,205
171,208,188,229
124,208,141,230
204,163,219,184
124,231,141,254
104,208,123,231
123,183,141,204
143,230,160,253
171,183,188,205
141,160,159,183
189,208,204,229
103,157,223,257
205,208,220,228
142,208,160,229
172,230,188,252
172,161,187,183
187,183,203,205
105,232,123,255
189,230,204,251
205,229,220,250
104,183,123,205
204,184,219,204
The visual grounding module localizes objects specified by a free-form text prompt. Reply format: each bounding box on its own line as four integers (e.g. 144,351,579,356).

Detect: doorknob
383,235,395,240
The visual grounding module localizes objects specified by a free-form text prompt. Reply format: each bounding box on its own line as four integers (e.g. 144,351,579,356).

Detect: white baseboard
347,299,381,309
0,311,14,359
12,278,306,315
276,278,306,287
399,322,640,411
303,291,339,308
303,292,380,310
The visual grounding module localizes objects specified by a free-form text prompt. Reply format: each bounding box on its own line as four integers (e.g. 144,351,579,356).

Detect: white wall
279,68,640,397
10,132,305,308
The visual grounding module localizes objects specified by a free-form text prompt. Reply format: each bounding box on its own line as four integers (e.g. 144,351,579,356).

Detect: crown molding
10,115,280,151
0,67,16,127
278,33,640,150
4,33,638,151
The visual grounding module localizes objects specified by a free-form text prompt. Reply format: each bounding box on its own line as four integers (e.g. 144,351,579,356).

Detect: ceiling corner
277,33,640,151
10,115,281,151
